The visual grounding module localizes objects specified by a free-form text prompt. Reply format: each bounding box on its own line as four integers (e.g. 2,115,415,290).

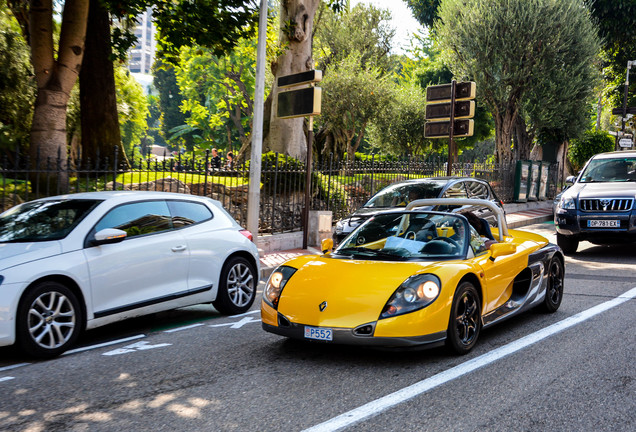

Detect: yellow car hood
277,255,444,328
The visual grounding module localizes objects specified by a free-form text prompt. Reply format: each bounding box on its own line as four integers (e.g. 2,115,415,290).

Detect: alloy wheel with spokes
213,256,257,314
17,281,83,358
447,281,482,355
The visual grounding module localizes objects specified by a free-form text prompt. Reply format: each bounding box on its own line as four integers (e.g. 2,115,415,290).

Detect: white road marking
0,376,15,383
209,316,260,329
0,363,30,372
164,323,204,333
102,340,172,356
64,334,146,356
303,287,636,432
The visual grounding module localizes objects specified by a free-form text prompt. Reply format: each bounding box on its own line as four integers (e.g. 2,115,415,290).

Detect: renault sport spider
262,199,564,354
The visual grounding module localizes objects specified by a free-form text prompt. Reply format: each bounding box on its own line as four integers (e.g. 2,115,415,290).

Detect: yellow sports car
261,199,564,354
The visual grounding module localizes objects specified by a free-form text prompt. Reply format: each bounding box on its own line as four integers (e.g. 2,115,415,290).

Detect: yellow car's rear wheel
447,281,481,355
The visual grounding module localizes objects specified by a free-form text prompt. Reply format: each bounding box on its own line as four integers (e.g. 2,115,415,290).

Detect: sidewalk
258,201,554,280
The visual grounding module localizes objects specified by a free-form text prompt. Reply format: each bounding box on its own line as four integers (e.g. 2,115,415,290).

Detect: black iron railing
0,148,559,234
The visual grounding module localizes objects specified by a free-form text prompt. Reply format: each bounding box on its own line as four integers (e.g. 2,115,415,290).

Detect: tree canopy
435,0,600,164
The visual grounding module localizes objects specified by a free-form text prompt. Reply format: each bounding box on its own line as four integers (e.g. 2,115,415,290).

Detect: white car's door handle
171,245,187,252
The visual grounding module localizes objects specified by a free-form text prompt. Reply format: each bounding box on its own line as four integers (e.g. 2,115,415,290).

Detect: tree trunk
29,0,90,186
513,115,532,160
265,0,320,161
493,108,516,165
80,0,126,169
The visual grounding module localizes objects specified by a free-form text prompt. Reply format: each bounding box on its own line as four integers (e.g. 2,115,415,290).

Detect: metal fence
0,148,558,234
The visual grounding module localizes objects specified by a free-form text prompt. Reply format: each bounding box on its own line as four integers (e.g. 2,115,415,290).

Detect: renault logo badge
319,301,328,312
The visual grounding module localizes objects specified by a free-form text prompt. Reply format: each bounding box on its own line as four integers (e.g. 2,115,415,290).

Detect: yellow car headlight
263,265,296,309
380,274,441,319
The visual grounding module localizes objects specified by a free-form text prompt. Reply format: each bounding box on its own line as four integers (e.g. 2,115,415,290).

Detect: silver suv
554,151,636,254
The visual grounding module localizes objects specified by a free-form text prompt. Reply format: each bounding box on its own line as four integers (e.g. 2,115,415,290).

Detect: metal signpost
424,81,476,175
275,70,323,249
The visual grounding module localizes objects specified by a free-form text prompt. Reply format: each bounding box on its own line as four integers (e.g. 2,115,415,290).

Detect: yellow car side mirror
489,242,516,260
321,238,334,254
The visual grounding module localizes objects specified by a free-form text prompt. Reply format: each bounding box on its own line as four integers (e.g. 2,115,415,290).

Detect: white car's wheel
17,281,83,358
213,257,257,315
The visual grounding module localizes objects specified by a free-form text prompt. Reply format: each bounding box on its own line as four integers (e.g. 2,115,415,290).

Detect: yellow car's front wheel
447,281,481,354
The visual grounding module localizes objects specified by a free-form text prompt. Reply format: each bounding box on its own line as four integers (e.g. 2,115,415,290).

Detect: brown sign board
426,81,476,103
425,100,475,121
277,87,322,119
425,119,474,138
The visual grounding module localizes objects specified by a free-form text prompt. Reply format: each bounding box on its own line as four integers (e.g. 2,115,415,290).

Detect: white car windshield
579,157,636,183
0,199,101,242
334,212,469,261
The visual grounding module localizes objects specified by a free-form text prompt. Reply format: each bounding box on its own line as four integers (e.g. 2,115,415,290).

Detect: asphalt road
1,221,634,432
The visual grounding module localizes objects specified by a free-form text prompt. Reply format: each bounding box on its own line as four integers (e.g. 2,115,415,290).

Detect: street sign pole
447,80,456,176
303,117,314,249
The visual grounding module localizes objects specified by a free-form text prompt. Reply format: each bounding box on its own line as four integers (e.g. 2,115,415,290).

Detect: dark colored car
554,151,636,254
333,177,504,245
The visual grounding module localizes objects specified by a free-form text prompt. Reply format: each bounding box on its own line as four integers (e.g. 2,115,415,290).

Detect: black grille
580,198,633,212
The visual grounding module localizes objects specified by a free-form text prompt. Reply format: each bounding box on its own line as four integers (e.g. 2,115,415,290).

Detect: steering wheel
435,236,460,250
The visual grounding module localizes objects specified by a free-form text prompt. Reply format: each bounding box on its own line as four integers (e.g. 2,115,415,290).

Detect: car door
84,200,190,317
165,199,224,292
468,239,526,313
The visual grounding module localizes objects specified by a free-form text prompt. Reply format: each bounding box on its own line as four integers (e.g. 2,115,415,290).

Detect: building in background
127,7,156,75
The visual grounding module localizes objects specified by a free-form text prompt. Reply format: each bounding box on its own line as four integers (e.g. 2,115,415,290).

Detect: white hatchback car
0,191,260,358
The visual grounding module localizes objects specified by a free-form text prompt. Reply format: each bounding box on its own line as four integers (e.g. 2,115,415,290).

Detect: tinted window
167,200,213,228
466,181,489,199
95,201,172,238
0,199,101,242
443,182,468,199
363,181,448,208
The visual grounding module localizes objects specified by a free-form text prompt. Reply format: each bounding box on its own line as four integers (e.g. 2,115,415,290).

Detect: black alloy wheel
539,257,564,313
447,281,482,355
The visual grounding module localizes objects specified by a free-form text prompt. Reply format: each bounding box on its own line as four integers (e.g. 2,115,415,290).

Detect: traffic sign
425,100,475,121
277,87,322,119
619,138,633,148
426,81,476,103
425,119,474,138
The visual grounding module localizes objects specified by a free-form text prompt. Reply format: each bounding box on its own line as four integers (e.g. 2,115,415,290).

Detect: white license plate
304,326,333,341
588,220,620,228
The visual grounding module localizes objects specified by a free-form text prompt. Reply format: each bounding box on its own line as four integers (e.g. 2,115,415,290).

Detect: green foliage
153,61,191,151
115,66,150,159
368,83,427,156
314,3,396,73
589,0,636,107
405,0,441,28
435,0,601,159
319,54,395,159
0,3,35,151
568,129,615,172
